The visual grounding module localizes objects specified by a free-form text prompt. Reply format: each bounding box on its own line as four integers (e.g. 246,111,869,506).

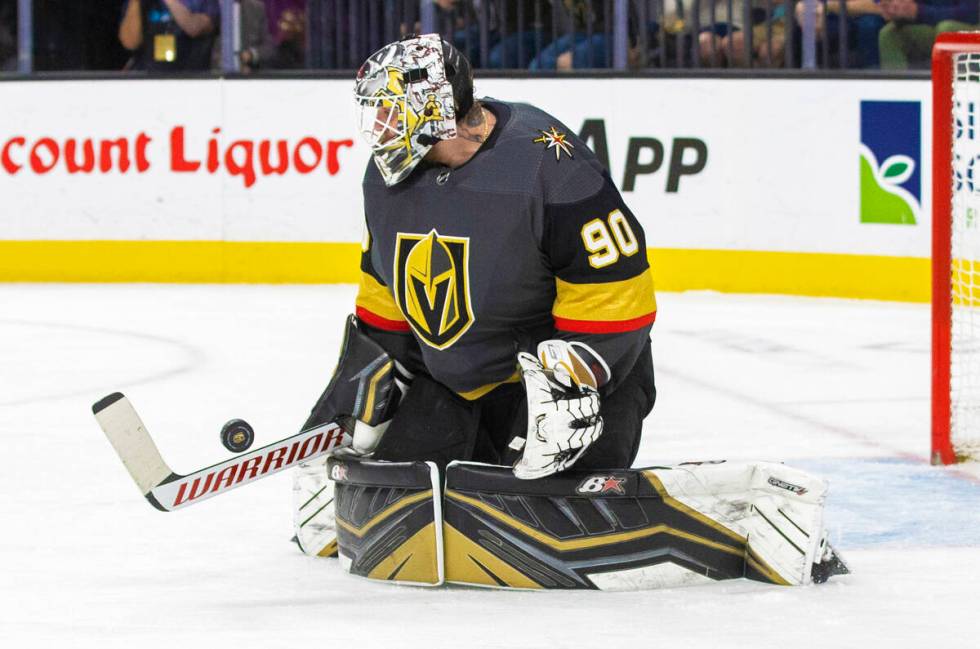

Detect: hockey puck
220,419,254,454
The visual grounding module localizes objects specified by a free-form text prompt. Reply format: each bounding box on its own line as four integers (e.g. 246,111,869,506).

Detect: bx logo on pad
859,100,921,225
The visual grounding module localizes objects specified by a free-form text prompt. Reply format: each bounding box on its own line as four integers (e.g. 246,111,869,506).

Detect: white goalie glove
513,340,610,480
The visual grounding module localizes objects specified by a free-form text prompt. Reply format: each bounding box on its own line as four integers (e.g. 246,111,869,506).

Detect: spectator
10,1,129,71
489,0,554,68
239,0,306,71
436,0,553,69
435,0,481,64
719,4,788,67
529,1,608,70
0,0,15,72
720,1,883,69
878,0,977,69
263,0,305,47
30,0,87,70
119,0,220,71
695,0,764,67
606,0,740,69
802,1,884,69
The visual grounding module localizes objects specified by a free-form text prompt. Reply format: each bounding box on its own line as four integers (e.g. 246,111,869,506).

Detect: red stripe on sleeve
356,306,412,332
553,311,657,334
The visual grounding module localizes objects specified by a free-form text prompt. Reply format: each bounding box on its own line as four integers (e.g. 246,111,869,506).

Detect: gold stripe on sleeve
553,269,657,323
355,271,407,324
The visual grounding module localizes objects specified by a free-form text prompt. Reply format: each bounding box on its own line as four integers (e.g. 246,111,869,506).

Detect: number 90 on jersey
581,209,639,269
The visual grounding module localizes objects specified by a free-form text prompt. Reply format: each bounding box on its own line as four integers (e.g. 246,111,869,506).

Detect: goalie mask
354,34,472,186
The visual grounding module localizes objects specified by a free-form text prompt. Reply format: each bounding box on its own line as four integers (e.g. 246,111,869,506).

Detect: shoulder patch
533,127,575,161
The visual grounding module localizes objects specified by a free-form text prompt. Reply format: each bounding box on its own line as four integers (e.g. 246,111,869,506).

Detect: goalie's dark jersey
355,99,657,399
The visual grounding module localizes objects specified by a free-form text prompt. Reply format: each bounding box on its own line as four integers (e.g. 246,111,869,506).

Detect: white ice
2,285,979,649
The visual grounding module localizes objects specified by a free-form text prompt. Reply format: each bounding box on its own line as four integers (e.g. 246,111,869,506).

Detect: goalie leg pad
443,462,749,590
646,461,829,586
293,457,338,558
442,461,832,590
328,457,444,586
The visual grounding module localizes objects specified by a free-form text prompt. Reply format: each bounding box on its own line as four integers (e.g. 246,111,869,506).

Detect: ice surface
1,285,978,648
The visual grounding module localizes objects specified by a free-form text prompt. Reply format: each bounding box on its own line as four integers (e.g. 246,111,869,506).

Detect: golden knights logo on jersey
394,229,475,349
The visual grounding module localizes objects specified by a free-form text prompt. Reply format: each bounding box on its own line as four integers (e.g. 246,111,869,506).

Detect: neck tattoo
481,108,490,142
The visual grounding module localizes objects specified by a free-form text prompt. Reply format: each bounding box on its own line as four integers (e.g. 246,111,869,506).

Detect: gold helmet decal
394,229,474,349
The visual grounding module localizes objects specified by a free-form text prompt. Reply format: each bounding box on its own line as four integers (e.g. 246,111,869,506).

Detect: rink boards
0,77,931,300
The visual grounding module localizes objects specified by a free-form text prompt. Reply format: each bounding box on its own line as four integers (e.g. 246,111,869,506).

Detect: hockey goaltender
290,34,849,590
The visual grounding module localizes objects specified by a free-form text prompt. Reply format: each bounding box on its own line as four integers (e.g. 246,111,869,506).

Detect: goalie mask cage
933,32,980,464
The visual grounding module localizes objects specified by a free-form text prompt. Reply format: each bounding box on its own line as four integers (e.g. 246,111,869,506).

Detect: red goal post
932,32,980,464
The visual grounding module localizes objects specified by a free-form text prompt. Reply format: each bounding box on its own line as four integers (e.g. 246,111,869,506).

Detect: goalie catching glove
513,340,611,480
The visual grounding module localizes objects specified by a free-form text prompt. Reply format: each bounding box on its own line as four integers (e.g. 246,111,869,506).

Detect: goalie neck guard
353,34,472,187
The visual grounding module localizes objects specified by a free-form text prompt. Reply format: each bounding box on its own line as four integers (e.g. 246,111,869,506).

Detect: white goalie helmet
354,33,471,186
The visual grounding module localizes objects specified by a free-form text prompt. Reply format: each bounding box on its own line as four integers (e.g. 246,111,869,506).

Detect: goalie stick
92,392,349,512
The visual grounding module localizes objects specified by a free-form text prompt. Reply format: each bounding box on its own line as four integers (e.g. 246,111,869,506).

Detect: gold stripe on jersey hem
456,368,522,401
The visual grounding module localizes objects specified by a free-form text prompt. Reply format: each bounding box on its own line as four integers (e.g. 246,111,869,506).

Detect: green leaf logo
880,155,915,185
883,163,907,178
859,145,918,225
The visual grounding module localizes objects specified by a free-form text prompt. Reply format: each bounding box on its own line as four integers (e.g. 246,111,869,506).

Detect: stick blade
93,393,176,498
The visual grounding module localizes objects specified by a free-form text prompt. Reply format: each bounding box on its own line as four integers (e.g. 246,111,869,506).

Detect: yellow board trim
0,241,931,303
336,490,432,538
648,248,930,302
951,258,980,307
0,240,362,283
553,269,658,322
446,490,743,556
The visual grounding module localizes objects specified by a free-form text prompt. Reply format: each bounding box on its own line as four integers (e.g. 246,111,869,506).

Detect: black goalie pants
372,341,656,470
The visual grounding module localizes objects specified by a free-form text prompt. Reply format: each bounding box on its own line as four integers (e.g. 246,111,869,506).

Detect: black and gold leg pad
326,459,833,590
443,462,788,590
328,457,443,586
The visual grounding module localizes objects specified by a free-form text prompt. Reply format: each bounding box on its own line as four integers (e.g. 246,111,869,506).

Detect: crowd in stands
0,0,15,72
0,0,978,73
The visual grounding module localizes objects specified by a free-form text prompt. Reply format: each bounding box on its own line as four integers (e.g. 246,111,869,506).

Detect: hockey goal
933,32,980,464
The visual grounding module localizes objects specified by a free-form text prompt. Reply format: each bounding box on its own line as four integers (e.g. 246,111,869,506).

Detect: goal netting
933,34,980,463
